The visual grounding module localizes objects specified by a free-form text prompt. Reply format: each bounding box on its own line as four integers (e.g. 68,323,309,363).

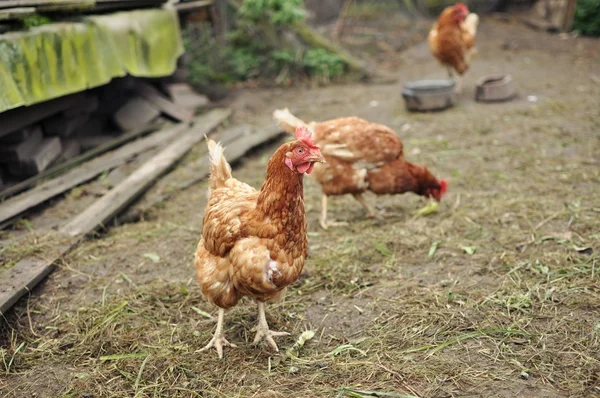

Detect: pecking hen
273,108,447,229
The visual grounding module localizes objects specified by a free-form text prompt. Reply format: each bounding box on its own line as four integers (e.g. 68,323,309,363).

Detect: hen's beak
308,150,326,163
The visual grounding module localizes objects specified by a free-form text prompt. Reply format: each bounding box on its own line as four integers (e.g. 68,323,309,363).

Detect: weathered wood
0,7,35,20
0,122,162,200
0,126,43,162
0,0,87,8
78,135,115,152
163,83,209,110
135,82,194,122
9,138,63,177
0,242,73,316
61,108,232,237
53,140,81,164
0,123,189,226
113,97,161,132
0,93,84,139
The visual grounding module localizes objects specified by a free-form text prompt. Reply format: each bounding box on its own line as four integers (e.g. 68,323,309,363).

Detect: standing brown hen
428,2,479,93
273,109,447,229
195,127,324,358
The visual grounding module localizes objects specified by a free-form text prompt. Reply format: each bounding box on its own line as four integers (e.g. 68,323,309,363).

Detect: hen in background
428,2,479,93
273,109,447,229
195,127,324,358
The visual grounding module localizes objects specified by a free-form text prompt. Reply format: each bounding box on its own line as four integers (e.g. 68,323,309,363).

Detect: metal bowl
402,79,456,112
475,74,516,102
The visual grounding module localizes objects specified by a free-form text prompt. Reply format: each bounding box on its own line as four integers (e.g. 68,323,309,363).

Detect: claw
196,308,236,359
198,335,237,359
252,328,290,352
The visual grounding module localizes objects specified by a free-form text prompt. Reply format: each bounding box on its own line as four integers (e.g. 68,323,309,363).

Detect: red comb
295,126,318,148
440,179,448,196
455,2,468,11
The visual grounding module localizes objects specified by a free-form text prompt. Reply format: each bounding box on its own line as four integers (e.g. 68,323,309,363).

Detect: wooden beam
0,123,188,226
0,93,84,139
60,108,231,237
135,82,194,122
0,7,35,20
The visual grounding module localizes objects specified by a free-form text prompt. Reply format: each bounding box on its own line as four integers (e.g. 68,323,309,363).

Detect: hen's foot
251,326,290,352
198,334,237,359
253,301,290,352
196,308,236,359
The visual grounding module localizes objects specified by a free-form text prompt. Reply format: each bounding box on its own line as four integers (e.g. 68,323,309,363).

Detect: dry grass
1,17,600,398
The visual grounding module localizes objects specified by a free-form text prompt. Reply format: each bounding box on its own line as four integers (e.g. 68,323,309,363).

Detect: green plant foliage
303,48,346,80
270,49,296,70
182,0,347,86
573,0,600,36
21,14,52,29
239,0,306,24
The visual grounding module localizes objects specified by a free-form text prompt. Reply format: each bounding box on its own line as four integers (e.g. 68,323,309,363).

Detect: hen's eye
297,148,304,154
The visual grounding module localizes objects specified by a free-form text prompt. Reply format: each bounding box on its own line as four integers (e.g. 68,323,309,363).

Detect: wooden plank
61,108,231,237
121,125,284,223
135,82,194,122
0,126,43,163
0,122,162,200
0,242,73,316
0,93,84,139
0,7,35,20
0,123,190,226
163,83,209,110
113,97,161,132
9,138,63,177
0,0,84,8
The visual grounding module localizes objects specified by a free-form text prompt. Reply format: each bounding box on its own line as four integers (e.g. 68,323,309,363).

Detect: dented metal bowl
402,79,456,112
475,74,516,102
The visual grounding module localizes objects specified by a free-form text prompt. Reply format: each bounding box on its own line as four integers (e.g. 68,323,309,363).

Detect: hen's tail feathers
273,108,308,135
206,136,232,192
464,13,479,37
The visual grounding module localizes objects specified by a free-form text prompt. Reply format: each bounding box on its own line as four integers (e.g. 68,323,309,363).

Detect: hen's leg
454,74,463,94
252,301,289,352
198,308,237,359
447,67,454,79
352,193,379,219
319,193,349,230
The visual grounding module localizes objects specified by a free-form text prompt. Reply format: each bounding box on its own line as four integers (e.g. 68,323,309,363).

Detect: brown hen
273,109,447,229
428,2,479,92
195,127,324,358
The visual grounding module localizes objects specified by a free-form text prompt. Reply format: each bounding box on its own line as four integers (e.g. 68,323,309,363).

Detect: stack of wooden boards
0,107,285,315
0,80,208,190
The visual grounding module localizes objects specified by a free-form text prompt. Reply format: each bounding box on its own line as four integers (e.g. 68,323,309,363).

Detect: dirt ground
1,16,599,398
